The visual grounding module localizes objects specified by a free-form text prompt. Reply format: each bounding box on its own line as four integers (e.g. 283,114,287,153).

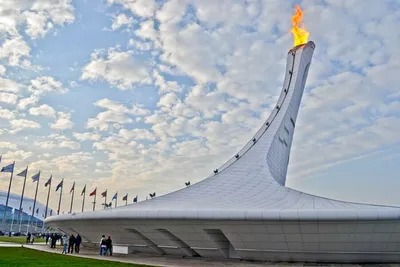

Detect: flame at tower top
291,5,309,47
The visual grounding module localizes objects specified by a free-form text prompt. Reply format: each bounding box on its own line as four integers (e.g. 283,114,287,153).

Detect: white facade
46,41,400,262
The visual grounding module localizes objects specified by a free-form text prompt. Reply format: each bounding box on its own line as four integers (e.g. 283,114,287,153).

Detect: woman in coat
61,234,69,254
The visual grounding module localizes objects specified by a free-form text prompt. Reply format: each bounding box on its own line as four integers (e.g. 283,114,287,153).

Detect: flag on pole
56,180,63,191
112,192,117,200
133,196,138,203
89,188,96,196
45,175,52,187
36,208,39,214
1,163,14,172
70,182,75,194
101,190,107,198
17,168,27,177
122,194,128,201
31,172,40,182
81,185,86,196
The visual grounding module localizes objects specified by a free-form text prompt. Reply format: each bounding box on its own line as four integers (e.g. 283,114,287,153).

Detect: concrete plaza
0,242,396,267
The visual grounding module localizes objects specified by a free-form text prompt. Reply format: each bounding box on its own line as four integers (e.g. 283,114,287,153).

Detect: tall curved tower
46,42,400,263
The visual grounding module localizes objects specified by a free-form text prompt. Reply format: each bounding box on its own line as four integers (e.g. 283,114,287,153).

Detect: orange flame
291,5,309,46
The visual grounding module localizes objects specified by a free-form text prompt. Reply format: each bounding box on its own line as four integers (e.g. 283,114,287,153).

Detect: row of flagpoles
0,156,142,232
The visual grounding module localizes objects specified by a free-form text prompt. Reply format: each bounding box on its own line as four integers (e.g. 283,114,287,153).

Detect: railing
206,50,297,178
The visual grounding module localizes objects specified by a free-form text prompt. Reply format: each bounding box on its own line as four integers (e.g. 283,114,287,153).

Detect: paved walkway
1,242,398,267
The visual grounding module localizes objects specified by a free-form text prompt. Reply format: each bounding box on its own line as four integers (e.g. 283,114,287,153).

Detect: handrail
206,50,297,178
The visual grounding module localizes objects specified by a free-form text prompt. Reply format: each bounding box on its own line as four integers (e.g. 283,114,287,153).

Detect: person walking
61,234,68,254
68,234,75,254
45,233,50,244
106,236,113,256
99,235,107,256
75,234,82,253
30,234,35,244
49,233,54,248
26,232,31,244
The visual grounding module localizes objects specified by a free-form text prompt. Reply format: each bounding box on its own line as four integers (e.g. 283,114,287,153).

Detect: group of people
99,235,113,256
47,233,62,248
61,234,82,254
26,231,113,256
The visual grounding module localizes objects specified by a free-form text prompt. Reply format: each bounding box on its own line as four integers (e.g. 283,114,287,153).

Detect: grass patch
0,236,45,244
0,247,156,267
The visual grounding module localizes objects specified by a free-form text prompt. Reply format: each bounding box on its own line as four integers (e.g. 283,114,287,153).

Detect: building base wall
49,219,400,263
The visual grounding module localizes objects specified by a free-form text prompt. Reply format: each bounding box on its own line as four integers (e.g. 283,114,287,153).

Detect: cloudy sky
0,0,399,215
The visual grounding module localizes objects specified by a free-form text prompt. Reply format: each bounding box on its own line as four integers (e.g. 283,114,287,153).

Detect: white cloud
87,110,132,131
0,92,18,104
51,112,74,130
0,108,16,119
35,140,80,150
35,133,80,150
25,0,75,39
128,39,153,51
0,141,17,150
73,132,101,141
111,13,134,30
86,98,150,131
95,98,130,113
17,95,39,110
107,0,157,18
0,36,31,66
29,104,56,117
135,19,157,41
29,76,67,95
119,128,156,141
23,11,53,39
2,150,33,162
0,77,21,93
95,98,150,116
10,119,40,133
0,65,6,75
81,48,152,90
153,70,182,93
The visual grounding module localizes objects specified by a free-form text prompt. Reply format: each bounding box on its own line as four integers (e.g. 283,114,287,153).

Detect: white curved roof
46,41,400,224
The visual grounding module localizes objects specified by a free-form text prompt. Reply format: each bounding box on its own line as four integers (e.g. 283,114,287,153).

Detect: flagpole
10,210,14,232
125,194,128,206
104,191,107,209
18,166,28,233
28,171,40,233
82,185,86,213
44,176,52,219
69,183,75,214
92,187,97,211
2,161,15,231
57,179,63,215
115,192,117,208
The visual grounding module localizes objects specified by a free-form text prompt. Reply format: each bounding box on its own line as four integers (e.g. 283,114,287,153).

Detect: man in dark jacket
68,234,76,254
75,234,82,253
26,232,31,244
106,236,113,256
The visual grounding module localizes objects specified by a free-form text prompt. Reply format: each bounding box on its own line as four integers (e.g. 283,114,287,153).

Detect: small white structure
46,42,400,262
